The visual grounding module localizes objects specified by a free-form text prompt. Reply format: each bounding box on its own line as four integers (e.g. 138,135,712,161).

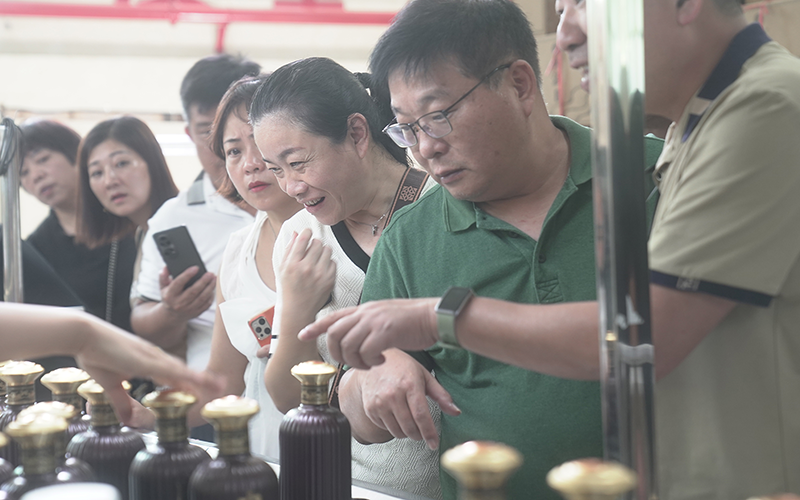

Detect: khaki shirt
650,33,800,499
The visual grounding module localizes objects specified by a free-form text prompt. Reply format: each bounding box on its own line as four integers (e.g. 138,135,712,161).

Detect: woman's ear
347,113,371,159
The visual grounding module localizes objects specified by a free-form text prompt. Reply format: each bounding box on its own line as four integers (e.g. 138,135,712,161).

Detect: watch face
438,287,473,311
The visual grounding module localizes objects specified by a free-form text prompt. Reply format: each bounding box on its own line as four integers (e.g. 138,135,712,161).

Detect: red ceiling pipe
0,1,396,25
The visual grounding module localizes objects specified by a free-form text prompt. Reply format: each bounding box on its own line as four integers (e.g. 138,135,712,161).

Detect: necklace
349,210,389,236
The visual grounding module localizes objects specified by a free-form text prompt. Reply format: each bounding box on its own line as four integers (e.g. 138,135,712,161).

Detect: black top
0,229,81,308
26,211,137,332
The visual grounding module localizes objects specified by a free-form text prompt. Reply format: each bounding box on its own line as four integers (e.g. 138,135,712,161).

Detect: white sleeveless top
272,181,442,500
217,211,285,461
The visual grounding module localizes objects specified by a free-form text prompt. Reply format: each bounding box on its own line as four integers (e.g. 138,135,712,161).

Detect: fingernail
427,439,438,451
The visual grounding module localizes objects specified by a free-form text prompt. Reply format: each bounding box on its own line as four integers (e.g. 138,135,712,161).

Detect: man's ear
347,113,371,159
509,60,540,117
676,0,703,25
185,125,195,144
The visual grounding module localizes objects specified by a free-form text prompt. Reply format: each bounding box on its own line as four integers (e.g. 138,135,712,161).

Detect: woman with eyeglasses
250,57,441,499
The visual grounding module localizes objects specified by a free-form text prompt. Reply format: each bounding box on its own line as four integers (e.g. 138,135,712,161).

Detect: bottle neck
155,417,189,444
6,384,35,406
90,403,120,428
216,426,250,457
300,385,328,406
20,442,57,476
53,393,84,413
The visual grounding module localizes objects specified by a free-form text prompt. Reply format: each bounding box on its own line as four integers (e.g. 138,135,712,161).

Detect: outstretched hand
298,298,440,369
73,316,224,422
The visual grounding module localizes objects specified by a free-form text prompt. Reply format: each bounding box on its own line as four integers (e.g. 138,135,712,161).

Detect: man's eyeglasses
382,62,514,148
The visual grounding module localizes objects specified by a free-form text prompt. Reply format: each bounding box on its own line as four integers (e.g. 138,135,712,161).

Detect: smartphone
249,306,275,348
152,226,207,290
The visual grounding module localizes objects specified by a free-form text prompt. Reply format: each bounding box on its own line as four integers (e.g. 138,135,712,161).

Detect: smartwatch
435,286,474,349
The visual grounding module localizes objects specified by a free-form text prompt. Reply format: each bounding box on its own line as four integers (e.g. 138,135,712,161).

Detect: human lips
434,167,465,185
109,193,127,204
37,183,56,199
248,180,269,192
302,197,324,208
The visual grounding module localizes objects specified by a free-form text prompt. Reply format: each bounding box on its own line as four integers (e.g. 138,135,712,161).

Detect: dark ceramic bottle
279,361,350,500
0,362,44,467
66,380,145,500
129,389,210,500
547,458,637,500
440,441,523,500
0,413,79,499
19,402,95,482
0,433,13,485
40,367,92,440
188,396,278,500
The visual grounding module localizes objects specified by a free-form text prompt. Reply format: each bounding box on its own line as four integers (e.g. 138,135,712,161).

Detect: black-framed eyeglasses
382,62,514,148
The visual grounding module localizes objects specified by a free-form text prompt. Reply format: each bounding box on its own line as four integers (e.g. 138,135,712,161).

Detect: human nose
556,4,587,54
415,129,448,161
283,172,307,198
103,165,120,187
243,148,263,174
31,165,47,184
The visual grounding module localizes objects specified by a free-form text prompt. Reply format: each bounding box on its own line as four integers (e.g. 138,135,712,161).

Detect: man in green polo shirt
306,0,800,498
322,1,662,499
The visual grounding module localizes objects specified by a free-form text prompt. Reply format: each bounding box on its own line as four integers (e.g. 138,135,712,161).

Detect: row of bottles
2,358,640,500
0,360,282,500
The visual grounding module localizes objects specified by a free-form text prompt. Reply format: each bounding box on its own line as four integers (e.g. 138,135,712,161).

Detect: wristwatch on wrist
435,286,475,349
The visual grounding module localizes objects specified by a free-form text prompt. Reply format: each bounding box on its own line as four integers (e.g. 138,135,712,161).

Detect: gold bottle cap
142,389,196,419
19,401,79,421
5,413,68,443
546,458,637,497
0,361,45,386
41,367,91,394
77,379,131,406
441,441,523,490
201,396,259,430
0,432,8,449
291,361,337,386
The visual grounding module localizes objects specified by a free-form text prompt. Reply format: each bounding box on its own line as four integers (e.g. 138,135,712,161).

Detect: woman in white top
126,76,305,460
202,76,305,460
250,57,442,499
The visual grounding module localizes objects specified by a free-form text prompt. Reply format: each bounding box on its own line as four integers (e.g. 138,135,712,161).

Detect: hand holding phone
153,226,207,290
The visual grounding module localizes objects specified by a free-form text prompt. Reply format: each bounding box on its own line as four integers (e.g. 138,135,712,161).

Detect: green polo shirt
362,116,663,500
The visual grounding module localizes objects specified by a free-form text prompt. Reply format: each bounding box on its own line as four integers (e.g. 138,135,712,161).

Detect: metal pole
1,117,24,303
586,2,657,499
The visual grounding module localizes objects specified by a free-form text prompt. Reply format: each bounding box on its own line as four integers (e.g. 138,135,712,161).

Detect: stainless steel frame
586,2,658,499
1,117,24,303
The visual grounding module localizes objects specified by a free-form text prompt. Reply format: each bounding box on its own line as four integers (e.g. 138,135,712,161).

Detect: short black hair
180,54,261,119
369,0,540,99
19,120,81,165
249,57,408,167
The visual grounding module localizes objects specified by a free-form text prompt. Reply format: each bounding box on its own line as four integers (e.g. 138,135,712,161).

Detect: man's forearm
453,298,601,380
